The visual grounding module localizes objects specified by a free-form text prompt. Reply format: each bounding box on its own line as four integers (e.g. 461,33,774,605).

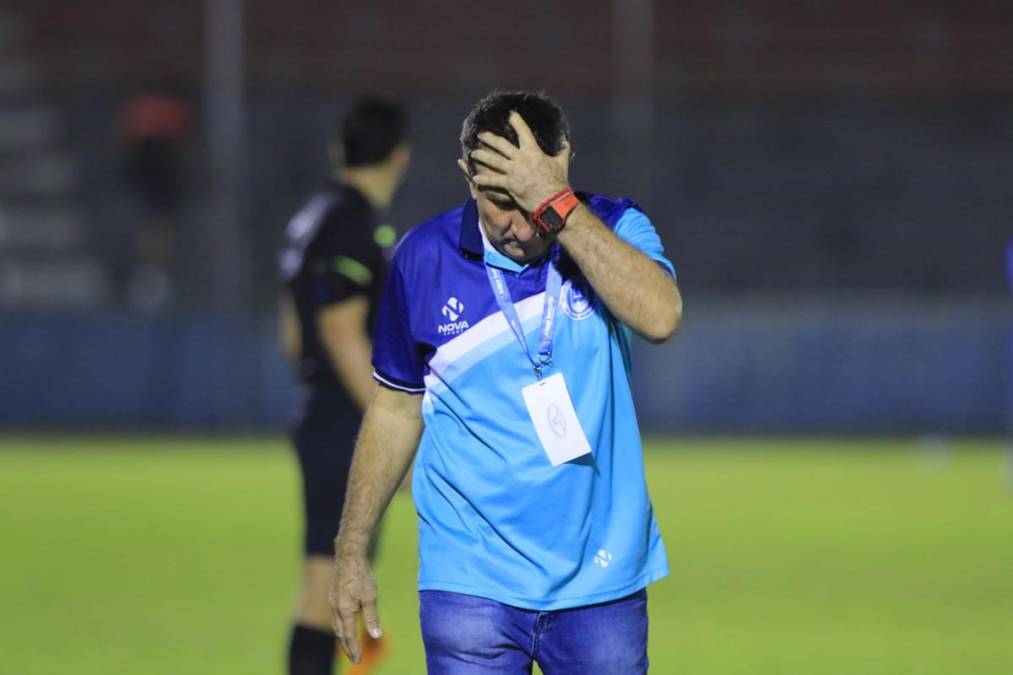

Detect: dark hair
339,96,407,167
460,90,570,175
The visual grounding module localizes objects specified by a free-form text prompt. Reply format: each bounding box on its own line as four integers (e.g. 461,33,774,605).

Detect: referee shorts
291,385,361,557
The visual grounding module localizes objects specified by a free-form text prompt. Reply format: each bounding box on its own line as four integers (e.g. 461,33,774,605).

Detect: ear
394,144,412,165
555,138,572,176
457,158,478,198
560,137,573,160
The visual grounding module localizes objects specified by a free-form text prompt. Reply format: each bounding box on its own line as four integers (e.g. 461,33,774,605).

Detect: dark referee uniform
279,180,392,556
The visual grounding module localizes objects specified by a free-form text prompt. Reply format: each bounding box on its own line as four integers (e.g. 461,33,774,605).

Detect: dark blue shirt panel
371,194,643,392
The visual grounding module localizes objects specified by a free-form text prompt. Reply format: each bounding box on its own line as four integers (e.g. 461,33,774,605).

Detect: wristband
532,187,580,235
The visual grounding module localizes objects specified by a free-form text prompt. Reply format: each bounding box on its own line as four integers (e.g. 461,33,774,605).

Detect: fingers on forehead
472,147,506,163
477,134,515,156
474,169,505,183
481,186,512,200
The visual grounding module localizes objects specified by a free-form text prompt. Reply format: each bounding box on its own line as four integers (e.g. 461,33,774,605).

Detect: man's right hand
329,555,382,664
327,386,423,661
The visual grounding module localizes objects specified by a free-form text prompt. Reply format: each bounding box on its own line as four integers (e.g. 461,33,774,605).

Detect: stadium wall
2,300,1008,434
64,93,1013,307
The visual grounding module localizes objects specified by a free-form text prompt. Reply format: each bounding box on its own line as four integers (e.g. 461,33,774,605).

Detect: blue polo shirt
372,194,674,610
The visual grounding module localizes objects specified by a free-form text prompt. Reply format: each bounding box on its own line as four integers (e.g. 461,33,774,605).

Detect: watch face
541,207,564,230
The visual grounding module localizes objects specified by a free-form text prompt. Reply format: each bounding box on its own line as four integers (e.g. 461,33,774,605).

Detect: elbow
644,313,680,344
644,286,683,344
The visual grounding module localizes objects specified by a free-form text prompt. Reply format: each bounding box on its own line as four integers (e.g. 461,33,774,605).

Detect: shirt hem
417,565,669,611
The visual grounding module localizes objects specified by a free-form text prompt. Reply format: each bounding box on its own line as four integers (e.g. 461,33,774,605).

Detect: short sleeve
371,260,426,393
306,217,376,307
613,208,677,280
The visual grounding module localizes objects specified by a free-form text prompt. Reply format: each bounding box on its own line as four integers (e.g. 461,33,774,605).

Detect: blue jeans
419,589,649,674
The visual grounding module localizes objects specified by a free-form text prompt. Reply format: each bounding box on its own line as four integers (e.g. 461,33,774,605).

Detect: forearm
556,205,682,342
325,332,376,412
334,389,423,559
279,295,301,366
318,297,376,412
467,112,681,340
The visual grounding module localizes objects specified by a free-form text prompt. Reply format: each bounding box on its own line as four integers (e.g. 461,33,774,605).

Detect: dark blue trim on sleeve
372,369,426,394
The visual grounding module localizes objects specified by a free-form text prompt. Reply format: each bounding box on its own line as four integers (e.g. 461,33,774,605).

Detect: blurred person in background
329,91,681,674
278,96,410,675
118,77,192,311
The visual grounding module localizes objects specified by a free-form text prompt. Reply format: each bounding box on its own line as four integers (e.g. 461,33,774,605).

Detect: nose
510,215,538,243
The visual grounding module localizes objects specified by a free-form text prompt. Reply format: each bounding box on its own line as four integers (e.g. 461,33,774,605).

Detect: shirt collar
458,199,484,257
332,180,376,216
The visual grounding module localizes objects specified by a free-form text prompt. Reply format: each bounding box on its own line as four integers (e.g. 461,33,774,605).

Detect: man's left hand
470,111,571,214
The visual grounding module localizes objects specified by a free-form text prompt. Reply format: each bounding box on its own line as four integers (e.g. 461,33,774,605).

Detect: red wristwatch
532,188,580,235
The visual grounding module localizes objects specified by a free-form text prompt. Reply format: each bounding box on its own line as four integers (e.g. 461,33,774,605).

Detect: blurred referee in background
278,96,410,675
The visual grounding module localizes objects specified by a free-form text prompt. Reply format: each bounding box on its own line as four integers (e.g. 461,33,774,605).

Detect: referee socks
288,624,337,675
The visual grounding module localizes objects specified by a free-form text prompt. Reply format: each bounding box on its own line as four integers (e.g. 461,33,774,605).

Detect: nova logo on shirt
438,297,469,335
441,297,464,321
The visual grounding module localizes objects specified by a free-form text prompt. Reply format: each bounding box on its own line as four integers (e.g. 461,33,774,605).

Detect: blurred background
0,0,1008,432
1,2,1011,674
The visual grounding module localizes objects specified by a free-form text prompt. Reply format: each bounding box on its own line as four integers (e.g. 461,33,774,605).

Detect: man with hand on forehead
330,90,682,674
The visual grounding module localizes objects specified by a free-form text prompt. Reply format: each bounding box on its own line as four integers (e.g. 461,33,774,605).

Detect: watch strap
533,188,580,234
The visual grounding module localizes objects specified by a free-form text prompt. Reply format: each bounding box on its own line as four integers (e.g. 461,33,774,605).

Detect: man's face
474,188,551,262
460,160,552,263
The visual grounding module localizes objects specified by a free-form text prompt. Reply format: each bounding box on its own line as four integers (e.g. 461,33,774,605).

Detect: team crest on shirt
561,279,597,321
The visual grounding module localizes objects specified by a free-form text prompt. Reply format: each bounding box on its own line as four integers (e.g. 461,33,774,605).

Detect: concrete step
0,256,109,307
0,205,84,250
0,59,42,94
0,15,26,48
0,106,60,148
0,152,76,195
0,194,76,212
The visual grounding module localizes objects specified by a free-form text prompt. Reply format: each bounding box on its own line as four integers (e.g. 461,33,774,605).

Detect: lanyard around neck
484,246,562,380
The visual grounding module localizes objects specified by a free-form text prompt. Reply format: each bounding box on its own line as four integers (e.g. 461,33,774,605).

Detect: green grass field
1,436,1011,674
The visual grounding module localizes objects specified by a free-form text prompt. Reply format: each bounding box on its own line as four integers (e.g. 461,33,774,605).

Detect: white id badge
521,372,592,466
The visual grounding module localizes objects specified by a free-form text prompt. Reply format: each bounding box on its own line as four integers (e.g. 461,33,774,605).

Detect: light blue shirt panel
613,208,677,279
412,206,672,610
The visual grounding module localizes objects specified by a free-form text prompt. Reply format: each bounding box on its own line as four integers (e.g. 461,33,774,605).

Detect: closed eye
483,190,520,212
